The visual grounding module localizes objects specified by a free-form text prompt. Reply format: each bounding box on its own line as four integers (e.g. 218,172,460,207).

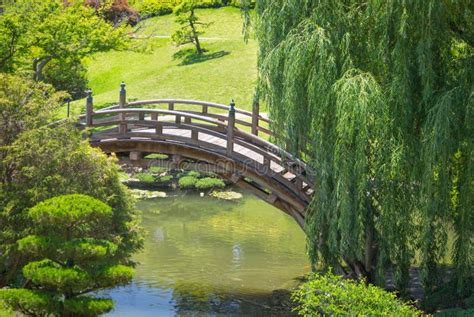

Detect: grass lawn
58,7,258,119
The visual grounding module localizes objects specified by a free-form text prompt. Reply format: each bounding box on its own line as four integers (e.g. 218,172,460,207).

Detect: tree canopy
0,194,135,316
252,0,473,299
172,0,211,54
0,0,127,85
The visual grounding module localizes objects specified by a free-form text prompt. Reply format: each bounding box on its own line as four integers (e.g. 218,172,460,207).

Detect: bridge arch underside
93,140,307,228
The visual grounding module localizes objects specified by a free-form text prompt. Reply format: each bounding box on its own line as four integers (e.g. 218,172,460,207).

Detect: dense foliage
195,177,225,190
292,271,422,316
131,0,252,16
252,0,473,301
0,194,134,316
179,175,199,189
0,74,65,153
0,0,127,96
0,76,142,287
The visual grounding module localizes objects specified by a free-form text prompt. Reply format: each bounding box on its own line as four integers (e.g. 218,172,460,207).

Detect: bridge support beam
86,90,93,127
251,94,259,136
94,140,308,229
129,151,142,162
119,82,128,134
227,100,235,155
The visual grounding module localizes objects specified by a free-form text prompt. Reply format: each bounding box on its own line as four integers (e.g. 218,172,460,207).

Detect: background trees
0,194,135,316
0,0,128,98
252,0,473,303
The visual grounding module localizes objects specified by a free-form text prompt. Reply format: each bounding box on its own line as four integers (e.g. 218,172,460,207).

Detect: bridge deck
80,95,313,227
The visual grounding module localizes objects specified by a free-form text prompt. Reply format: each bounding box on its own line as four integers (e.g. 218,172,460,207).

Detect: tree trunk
32,56,52,82
189,10,203,54
364,202,378,283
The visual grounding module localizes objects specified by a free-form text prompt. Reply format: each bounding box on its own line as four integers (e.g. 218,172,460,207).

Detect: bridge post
86,90,93,127
227,100,235,155
119,82,127,134
251,94,259,136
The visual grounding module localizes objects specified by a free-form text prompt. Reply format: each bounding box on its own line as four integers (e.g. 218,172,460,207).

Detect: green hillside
65,7,257,117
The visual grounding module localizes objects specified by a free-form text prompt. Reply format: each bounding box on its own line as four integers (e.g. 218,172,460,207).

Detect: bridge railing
80,83,314,191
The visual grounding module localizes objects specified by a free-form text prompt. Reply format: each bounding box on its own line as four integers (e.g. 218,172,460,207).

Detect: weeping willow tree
250,0,473,296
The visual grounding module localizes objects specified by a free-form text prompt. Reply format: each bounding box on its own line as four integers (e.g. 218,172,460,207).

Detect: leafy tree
0,74,64,148
43,59,89,100
85,0,139,25
172,0,211,54
0,74,66,189
0,125,143,286
0,0,127,83
252,0,473,300
0,194,135,316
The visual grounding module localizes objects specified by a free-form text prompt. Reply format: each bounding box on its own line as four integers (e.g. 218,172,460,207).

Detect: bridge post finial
227,99,236,155
86,89,93,127
119,82,127,108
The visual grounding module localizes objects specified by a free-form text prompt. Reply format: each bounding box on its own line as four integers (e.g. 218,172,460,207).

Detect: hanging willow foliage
250,0,473,296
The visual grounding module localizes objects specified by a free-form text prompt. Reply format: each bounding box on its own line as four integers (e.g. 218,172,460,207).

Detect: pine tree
172,0,211,54
0,195,135,316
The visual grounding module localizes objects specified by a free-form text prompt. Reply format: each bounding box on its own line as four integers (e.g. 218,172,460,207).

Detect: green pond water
102,190,309,316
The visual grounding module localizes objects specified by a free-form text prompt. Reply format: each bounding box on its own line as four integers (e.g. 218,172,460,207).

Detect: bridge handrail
85,107,312,184
89,108,225,127
127,99,271,123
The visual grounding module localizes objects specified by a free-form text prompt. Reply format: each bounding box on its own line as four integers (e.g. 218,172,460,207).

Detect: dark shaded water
101,190,309,316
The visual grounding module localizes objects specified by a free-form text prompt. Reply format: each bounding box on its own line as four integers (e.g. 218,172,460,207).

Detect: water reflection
102,190,309,316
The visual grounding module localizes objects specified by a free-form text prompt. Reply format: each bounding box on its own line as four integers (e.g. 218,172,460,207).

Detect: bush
229,0,255,8
292,271,423,316
132,0,241,16
145,153,169,159
187,171,201,178
159,175,173,183
422,276,474,312
136,172,155,183
195,177,225,190
149,166,166,174
134,0,176,17
179,175,198,188
43,59,88,100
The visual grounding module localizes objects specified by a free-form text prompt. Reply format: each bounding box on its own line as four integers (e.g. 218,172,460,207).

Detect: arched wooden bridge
78,84,314,228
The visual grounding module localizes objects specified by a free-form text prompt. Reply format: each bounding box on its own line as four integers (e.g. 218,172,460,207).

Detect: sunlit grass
56,7,258,119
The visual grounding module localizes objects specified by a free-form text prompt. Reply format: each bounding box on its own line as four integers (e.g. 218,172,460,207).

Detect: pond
101,190,309,316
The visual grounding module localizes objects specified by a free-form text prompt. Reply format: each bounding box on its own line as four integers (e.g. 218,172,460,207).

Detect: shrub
145,153,169,159
43,59,88,100
229,0,255,8
149,166,166,174
195,177,225,190
136,172,155,183
159,175,173,183
292,271,423,316
187,171,200,178
134,0,175,17
179,175,198,188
